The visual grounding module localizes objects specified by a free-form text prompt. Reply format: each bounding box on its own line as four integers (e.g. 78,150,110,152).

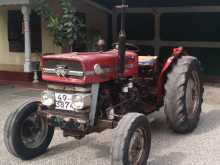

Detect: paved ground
0,84,220,165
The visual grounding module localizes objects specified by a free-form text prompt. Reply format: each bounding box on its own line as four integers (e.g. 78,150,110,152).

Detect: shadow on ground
194,109,220,135
148,152,186,165
36,133,111,161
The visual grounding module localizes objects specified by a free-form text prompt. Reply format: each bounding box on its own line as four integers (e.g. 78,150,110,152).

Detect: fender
156,47,184,105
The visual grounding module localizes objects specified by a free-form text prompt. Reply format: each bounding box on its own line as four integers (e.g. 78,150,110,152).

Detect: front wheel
111,113,151,165
4,100,54,160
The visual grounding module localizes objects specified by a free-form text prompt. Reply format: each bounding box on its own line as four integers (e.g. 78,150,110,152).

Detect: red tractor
4,1,203,164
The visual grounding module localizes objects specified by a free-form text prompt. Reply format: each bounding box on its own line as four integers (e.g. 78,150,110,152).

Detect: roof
0,0,30,6
2,0,220,10
94,0,220,8
92,0,112,9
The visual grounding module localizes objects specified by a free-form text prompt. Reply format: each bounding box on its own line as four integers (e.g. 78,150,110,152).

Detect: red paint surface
41,50,138,85
41,47,185,107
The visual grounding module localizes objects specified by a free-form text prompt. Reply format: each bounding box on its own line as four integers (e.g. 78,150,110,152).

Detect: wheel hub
21,113,48,149
128,128,145,165
186,71,200,116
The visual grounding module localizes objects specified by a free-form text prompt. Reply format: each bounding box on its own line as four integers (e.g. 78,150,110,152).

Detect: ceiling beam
81,0,112,14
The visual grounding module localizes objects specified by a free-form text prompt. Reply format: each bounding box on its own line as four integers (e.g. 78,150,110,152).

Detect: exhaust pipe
117,0,127,74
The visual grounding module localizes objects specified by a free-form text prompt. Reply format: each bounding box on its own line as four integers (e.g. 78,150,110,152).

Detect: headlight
94,64,104,75
41,90,55,107
72,93,91,110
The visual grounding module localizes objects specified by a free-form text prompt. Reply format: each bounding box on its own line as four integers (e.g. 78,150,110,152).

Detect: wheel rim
186,71,200,116
128,128,146,165
20,112,48,149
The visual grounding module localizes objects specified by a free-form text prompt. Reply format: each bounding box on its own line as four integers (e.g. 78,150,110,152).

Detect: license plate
55,93,74,111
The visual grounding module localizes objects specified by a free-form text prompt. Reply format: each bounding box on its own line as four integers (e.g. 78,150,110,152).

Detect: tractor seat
138,56,157,66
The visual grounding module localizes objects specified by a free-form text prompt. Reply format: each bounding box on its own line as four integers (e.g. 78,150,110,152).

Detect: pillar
21,5,32,73
154,11,161,57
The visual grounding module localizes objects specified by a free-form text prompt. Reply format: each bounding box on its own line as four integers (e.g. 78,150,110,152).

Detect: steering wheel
113,42,140,53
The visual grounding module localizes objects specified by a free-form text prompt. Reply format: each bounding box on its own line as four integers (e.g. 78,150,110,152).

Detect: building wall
0,6,24,71
0,1,108,72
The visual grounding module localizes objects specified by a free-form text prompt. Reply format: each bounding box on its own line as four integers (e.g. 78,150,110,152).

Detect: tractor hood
41,50,138,85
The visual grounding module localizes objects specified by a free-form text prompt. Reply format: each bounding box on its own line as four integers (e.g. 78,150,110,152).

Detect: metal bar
159,41,220,48
158,6,220,13
89,83,100,127
127,40,156,46
118,0,127,73
115,8,155,14
128,40,220,48
116,6,220,14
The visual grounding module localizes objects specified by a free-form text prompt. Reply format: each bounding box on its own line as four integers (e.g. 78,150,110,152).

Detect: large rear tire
164,56,204,134
111,113,151,165
4,100,54,160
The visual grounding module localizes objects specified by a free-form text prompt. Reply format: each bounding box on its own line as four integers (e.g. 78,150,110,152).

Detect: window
161,13,220,41
8,10,42,52
117,13,155,41
8,11,23,52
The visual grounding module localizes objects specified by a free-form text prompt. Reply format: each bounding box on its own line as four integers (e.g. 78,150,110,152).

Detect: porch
0,0,111,81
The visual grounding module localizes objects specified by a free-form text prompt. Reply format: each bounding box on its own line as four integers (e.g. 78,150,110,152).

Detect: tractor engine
97,79,141,121
97,73,158,122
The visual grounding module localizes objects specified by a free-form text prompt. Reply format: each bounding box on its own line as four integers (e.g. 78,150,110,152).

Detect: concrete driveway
0,84,219,165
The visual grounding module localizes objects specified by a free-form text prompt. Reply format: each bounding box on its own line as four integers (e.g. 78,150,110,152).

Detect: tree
33,0,85,52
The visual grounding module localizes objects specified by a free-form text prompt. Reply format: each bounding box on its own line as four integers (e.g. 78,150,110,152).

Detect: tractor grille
43,59,83,78
44,60,82,71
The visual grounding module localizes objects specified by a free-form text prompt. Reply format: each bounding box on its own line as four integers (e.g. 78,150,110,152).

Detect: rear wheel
164,56,204,134
111,113,151,165
4,100,54,160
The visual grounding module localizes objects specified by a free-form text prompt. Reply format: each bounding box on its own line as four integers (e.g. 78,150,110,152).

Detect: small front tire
111,113,151,165
4,100,54,160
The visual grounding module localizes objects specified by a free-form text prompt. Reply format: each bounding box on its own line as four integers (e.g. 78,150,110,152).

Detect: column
21,5,32,73
154,11,161,57
112,12,118,42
